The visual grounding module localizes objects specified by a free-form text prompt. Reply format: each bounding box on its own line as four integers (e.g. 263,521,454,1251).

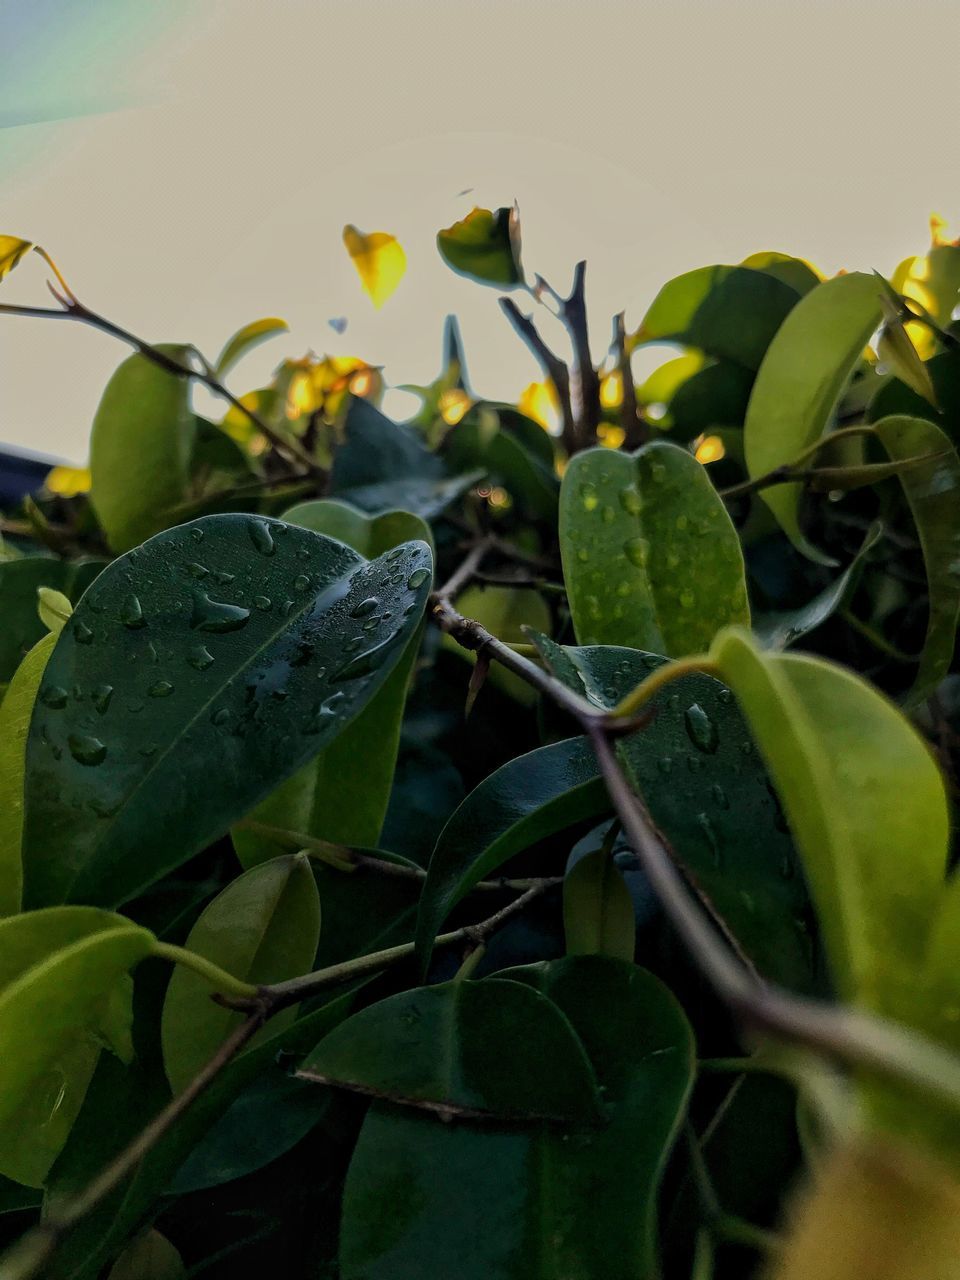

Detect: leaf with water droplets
22,513,433,908
90,346,198,553
0,908,153,1185
161,854,320,1092
559,441,749,654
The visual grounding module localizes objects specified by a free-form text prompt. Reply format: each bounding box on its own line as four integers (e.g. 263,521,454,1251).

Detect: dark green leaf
437,206,523,288
90,347,197,552
559,442,749,652
299,977,600,1122
106,1230,183,1280
446,409,558,521
669,361,755,436
22,513,432,907
0,557,105,685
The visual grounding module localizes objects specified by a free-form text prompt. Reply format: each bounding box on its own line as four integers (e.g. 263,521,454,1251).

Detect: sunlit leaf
559,442,749,652
161,854,320,1092
0,236,33,282
45,466,91,498
877,291,937,405
741,250,822,296
213,317,289,379
343,225,407,309
744,272,884,564
36,588,72,635
436,205,523,288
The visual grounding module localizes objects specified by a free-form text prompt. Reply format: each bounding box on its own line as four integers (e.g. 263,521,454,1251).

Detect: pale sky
3,0,960,463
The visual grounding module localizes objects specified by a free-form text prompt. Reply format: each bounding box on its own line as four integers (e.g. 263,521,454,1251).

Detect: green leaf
232,500,431,865
445,409,558,521
161,854,320,1093
106,1230,184,1280
442,584,551,705
559,442,749,652
669,361,755,436
90,347,198,553
871,415,960,703
0,909,152,1185
707,627,949,1016
37,588,72,635
437,205,523,288
331,397,444,492
744,273,884,563
753,522,883,650
22,514,433,908
213,317,288,379
563,848,635,962
631,264,800,369
741,251,822,296
415,737,609,973
299,977,601,1122
340,958,694,1280
0,632,56,915
0,557,106,685
535,639,816,989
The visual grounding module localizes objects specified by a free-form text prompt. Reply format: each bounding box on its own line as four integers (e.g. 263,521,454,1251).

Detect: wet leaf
343,225,407,309
340,958,694,1280
559,441,749,652
872,415,960,704
299,977,600,1122
90,347,197,552
213,317,288,379
436,205,523,288
22,513,432,907
161,854,320,1092
563,848,635,962
744,273,884,564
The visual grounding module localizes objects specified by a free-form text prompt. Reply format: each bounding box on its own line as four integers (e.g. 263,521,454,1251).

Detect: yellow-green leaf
37,587,72,635
343,225,406,309
214,317,289,379
0,236,34,282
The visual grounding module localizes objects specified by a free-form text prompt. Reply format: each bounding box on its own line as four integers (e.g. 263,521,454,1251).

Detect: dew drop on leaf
249,520,276,556
74,621,95,645
350,597,380,619
120,594,146,629
39,686,68,709
148,680,174,698
187,644,215,671
190,592,250,634
68,734,107,767
406,568,430,590
684,703,719,753
92,684,114,715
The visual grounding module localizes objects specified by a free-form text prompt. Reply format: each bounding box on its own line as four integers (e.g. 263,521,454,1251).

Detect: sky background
2,0,960,462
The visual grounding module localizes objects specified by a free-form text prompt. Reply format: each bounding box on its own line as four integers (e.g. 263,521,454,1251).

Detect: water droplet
577,548,590,563
120,595,146,629
641,653,662,670
297,546,311,561
293,574,311,593
187,644,215,671
190,527,205,543
679,588,695,609
214,570,236,586
148,680,174,698
343,636,364,654
68,734,106,767
406,567,431,590
711,783,729,809
650,462,667,485
187,562,209,580
686,755,703,773
210,707,230,726
387,547,405,563
333,635,397,681
657,756,673,774
601,505,615,524
675,514,689,531
253,595,272,611
619,485,642,516
718,688,733,705
697,812,722,867
39,686,68,709
580,482,599,512
666,552,680,569
190,592,250,634
92,684,114,715
74,621,95,645
249,520,276,556
351,596,380,619
624,536,649,568
685,703,718,753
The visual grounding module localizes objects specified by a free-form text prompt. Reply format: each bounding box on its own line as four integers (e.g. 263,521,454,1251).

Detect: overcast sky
3,0,960,462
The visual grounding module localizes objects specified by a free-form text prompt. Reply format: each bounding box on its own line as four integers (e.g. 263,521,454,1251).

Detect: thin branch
561,261,601,447
498,296,577,453
613,311,647,448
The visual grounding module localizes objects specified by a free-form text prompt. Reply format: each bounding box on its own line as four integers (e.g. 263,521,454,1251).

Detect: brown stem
561,261,601,448
498,296,576,452
613,311,647,448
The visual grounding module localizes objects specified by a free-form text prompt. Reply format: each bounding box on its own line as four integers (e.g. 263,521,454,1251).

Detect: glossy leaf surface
437,206,523,287
563,848,635,962
559,441,749,651
22,513,432,907
213,317,288,378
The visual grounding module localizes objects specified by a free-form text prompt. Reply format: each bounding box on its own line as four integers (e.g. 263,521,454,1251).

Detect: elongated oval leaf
559,441,749,651
299,978,600,1122
280,499,432,559
340,958,694,1280
744,272,884,563
22,514,432,908
871,415,960,703
161,854,320,1093
0,633,55,915
708,627,949,1016
563,848,635,962
90,347,197,553
415,737,610,972
0,917,152,1185
213,317,288,379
